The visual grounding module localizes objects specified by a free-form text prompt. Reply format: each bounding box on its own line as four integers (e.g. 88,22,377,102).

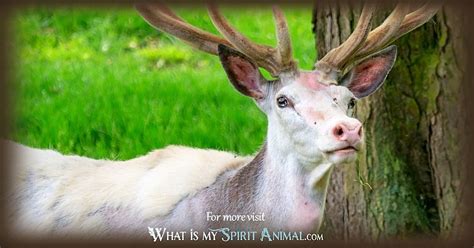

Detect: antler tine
315,4,376,76
390,4,440,44
352,4,411,62
208,4,283,76
272,6,296,71
135,3,234,55
152,3,185,23
350,3,440,64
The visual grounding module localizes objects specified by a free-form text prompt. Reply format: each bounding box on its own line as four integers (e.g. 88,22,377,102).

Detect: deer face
219,45,397,165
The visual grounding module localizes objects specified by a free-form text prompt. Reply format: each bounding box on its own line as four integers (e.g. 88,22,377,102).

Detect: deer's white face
269,72,362,164
219,45,397,166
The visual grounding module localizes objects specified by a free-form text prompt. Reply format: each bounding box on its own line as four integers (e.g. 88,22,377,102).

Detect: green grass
11,6,316,160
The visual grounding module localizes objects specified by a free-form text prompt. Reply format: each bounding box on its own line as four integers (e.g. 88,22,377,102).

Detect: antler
315,3,440,79
353,4,411,60
135,3,232,55
136,3,296,77
315,4,376,76
352,3,440,62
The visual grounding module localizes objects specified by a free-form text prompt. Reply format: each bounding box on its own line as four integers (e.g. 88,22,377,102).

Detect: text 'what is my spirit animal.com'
148,212,324,242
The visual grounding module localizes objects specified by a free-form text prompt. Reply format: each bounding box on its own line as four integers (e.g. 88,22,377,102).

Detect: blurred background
11,6,315,159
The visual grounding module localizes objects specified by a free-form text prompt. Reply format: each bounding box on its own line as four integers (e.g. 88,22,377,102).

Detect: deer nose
332,122,362,145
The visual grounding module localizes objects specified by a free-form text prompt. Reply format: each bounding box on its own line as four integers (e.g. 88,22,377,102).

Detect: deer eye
276,96,289,108
348,98,356,109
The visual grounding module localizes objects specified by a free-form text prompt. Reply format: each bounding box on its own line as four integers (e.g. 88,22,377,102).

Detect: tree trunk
312,3,466,240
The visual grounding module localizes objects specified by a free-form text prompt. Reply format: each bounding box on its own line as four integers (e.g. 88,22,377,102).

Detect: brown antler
135,3,233,55
315,3,440,79
136,3,296,77
353,4,411,60
315,4,376,75
352,3,440,63
388,4,441,45
273,6,294,70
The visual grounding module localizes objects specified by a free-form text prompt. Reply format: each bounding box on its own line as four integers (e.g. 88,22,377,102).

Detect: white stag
7,3,438,239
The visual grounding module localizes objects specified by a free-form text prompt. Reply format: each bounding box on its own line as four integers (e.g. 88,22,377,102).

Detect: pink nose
332,123,362,145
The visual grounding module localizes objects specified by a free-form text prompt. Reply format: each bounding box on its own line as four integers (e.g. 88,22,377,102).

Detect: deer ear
341,45,397,98
218,44,268,100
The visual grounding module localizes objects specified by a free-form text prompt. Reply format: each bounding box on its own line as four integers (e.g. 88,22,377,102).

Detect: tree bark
312,3,466,240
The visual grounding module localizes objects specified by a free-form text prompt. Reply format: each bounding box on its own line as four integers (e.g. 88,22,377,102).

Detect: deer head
136,3,439,166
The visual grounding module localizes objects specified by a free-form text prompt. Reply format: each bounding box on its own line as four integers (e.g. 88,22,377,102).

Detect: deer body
8,128,332,237
8,141,249,237
8,3,438,239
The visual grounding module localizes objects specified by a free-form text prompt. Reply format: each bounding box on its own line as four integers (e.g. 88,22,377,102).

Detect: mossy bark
312,4,466,239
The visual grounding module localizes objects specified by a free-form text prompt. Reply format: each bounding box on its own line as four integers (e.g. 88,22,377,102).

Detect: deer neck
234,120,335,231
265,116,335,185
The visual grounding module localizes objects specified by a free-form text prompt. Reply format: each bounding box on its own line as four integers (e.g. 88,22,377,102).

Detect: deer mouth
326,146,358,155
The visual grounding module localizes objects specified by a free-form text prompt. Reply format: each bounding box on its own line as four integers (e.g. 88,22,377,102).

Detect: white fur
6,140,250,235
